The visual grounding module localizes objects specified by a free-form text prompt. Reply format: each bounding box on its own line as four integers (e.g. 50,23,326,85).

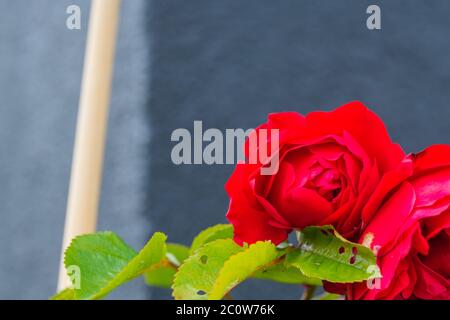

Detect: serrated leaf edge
208,241,283,300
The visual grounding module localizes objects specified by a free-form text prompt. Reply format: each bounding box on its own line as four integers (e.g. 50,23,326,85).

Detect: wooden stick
57,0,121,291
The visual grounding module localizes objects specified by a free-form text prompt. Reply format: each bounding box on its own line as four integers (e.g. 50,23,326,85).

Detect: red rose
225,101,405,245
344,145,450,300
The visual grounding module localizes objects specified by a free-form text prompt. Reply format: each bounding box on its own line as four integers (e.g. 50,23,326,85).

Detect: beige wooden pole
57,0,121,291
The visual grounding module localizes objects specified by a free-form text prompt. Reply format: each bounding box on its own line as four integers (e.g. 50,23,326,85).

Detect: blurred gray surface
1,0,450,299
0,0,151,299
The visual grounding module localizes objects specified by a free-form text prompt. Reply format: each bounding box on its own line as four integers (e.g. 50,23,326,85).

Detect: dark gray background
1,0,449,299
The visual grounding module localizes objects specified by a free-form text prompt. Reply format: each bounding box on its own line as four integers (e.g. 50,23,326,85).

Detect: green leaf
209,241,283,300
64,231,167,299
145,243,190,288
172,239,242,300
165,243,190,266
190,224,234,254
253,262,322,285
287,225,379,283
51,288,75,300
173,239,289,300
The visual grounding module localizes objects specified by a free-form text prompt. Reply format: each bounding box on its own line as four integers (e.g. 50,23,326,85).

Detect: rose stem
301,285,317,300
